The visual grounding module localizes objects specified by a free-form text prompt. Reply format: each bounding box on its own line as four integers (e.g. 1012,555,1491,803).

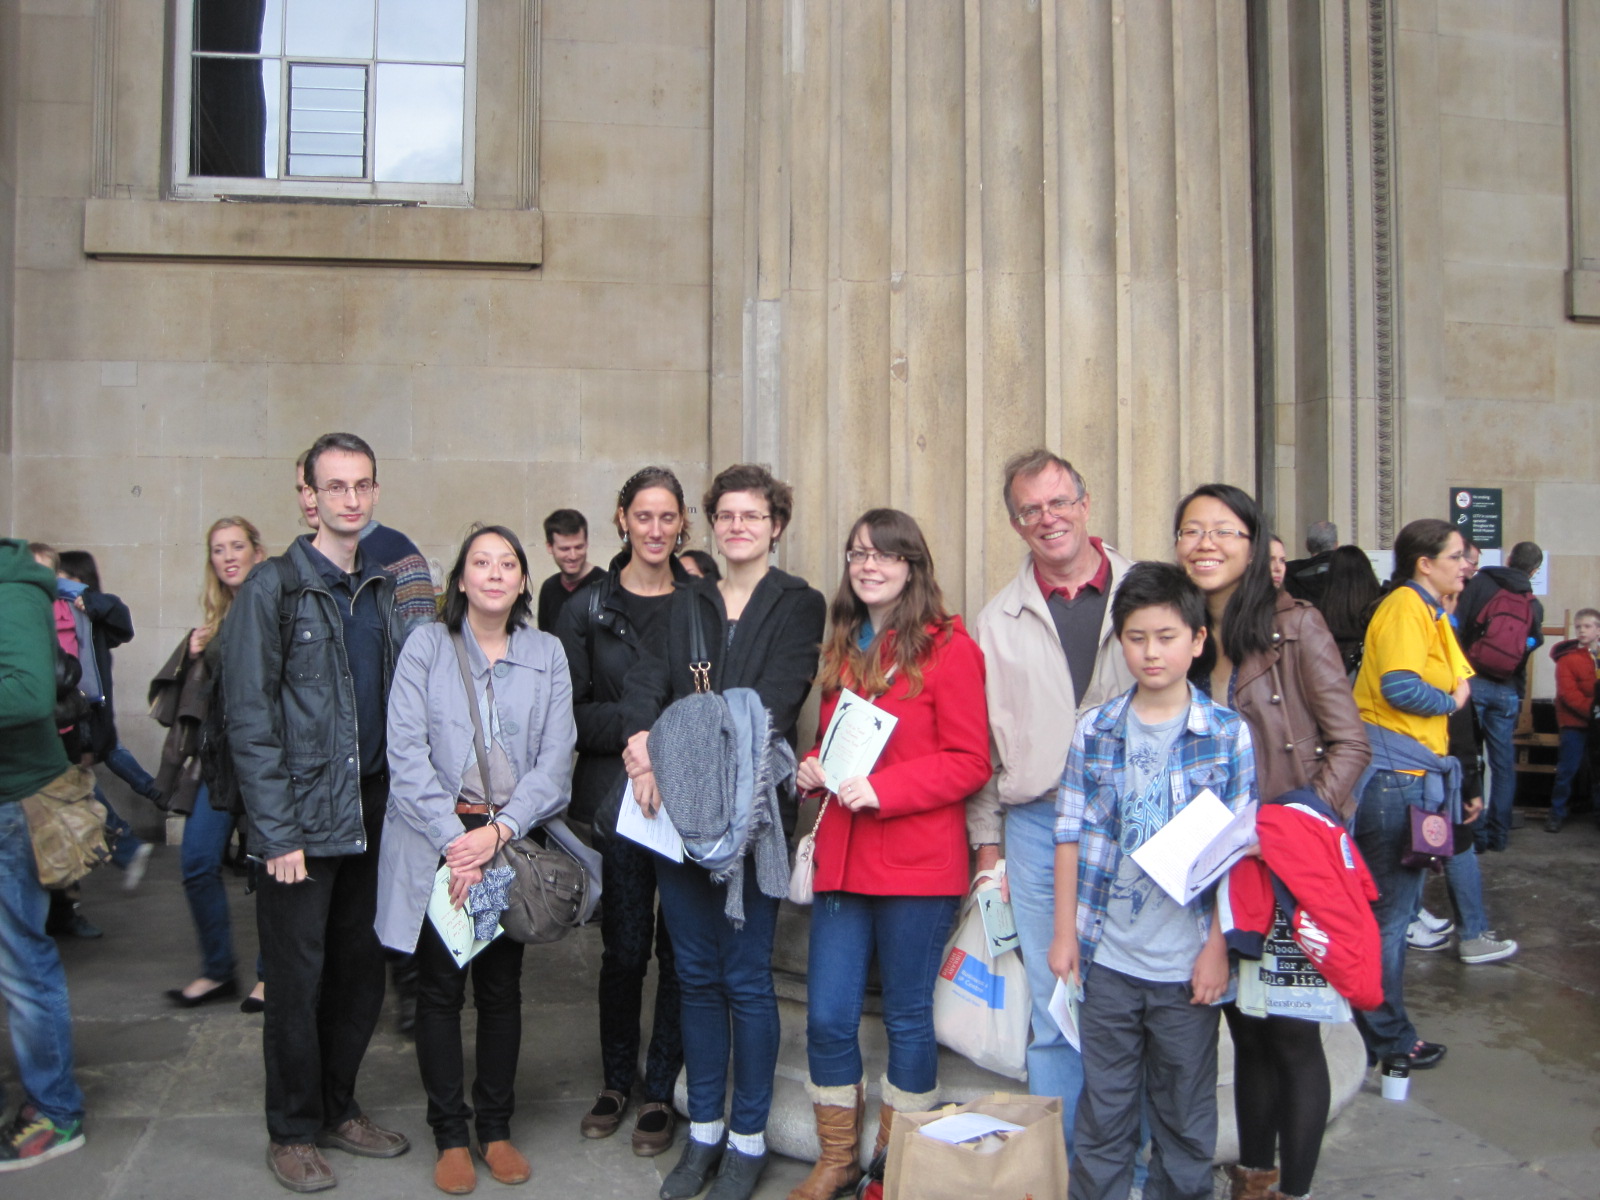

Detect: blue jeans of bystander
1353,770,1428,1060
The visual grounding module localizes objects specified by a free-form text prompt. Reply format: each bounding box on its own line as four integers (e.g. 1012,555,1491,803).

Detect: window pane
377,0,467,64
285,0,374,59
194,0,283,55
373,64,463,183
288,153,365,177
191,56,280,179
288,63,365,178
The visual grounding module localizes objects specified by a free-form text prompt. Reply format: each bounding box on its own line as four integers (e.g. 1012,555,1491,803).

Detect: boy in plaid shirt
1049,563,1256,1200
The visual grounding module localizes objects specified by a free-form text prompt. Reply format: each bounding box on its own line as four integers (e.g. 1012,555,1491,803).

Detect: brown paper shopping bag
883,1091,1068,1200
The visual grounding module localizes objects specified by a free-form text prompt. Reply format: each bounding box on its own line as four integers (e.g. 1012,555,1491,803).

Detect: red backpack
1467,587,1535,682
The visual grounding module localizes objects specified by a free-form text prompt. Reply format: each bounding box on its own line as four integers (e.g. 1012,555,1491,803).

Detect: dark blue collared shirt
301,536,389,777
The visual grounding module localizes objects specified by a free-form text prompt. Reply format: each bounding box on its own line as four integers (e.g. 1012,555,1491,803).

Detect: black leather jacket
220,537,406,860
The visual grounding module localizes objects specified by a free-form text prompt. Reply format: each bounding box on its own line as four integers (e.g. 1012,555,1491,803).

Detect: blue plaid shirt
1054,683,1257,974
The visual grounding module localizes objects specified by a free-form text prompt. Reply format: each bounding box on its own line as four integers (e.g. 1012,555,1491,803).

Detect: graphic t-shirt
1094,709,1207,983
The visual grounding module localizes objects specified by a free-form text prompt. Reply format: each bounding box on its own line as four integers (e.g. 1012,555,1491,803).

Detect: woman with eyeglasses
619,463,826,1200
1174,485,1369,1200
1349,519,1473,1075
785,510,990,1200
554,467,692,1157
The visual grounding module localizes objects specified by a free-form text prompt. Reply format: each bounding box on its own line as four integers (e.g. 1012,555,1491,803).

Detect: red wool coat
807,618,992,897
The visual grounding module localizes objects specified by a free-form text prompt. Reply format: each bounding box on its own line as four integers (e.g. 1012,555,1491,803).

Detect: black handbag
449,631,594,945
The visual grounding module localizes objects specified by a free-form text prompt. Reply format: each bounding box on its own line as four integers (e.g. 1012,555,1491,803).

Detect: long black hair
1320,545,1381,646
1173,483,1276,667
441,525,534,633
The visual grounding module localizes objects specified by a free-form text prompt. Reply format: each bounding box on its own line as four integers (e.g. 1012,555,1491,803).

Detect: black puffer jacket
554,554,690,825
622,567,826,833
220,538,406,860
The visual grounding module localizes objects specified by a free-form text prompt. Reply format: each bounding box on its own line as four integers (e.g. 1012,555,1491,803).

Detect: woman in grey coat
378,525,576,1195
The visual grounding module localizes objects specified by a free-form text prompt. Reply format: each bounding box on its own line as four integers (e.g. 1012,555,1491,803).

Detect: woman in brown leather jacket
1175,484,1370,1200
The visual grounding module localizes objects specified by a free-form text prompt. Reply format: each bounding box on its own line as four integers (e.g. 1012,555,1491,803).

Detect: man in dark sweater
0,538,88,1171
1457,540,1545,852
537,508,604,631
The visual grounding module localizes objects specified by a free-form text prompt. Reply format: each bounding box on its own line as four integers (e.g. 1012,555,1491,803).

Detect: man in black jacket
223,432,411,1192
1456,541,1545,852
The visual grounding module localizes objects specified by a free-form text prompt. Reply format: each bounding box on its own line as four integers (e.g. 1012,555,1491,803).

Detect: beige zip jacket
965,546,1135,845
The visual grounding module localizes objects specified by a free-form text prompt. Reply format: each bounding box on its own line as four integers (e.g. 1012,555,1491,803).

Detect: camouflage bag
21,765,110,889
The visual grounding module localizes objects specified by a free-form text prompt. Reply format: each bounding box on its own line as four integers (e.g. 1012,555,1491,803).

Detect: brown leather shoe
630,1102,676,1157
434,1147,476,1194
579,1089,628,1139
316,1114,411,1159
267,1142,337,1193
480,1140,531,1185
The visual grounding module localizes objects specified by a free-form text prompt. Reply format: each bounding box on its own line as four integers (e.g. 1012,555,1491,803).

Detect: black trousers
598,831,682,1101
414,872,525,1149
256,776,388,1144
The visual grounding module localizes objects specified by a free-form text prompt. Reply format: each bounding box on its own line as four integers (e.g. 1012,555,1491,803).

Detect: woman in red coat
787,509,991,1200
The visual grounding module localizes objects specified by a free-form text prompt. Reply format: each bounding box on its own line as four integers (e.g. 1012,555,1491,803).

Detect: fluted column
710,0,1256,615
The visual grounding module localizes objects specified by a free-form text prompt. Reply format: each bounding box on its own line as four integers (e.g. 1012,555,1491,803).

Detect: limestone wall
1394,0,1600,692
6,0,714,773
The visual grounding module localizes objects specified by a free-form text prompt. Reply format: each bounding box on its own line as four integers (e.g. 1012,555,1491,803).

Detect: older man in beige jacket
968,449,1133,1151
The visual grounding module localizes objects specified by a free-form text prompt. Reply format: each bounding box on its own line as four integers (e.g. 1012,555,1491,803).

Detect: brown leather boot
1226,1164,1280,1200
785,1081,863,1200
870,1103,894,1161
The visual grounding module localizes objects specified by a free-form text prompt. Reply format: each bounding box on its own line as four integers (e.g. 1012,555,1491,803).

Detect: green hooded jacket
0,537,71,805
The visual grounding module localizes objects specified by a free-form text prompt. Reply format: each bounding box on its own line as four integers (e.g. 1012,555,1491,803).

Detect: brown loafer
267,1142,336,1193
480,1139,531,1185
434,1147,476,1194
316,1114,411,1159
579,1089,628,1139
631,1102,676,1157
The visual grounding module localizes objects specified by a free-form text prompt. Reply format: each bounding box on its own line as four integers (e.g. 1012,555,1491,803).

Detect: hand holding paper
818,688,898,793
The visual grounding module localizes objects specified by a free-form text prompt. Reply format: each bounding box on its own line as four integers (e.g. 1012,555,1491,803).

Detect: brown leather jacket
1233,592,1370,820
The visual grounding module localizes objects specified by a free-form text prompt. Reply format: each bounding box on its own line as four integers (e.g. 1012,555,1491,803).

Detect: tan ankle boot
786,1081,863,1200
1226,1164,1280,1200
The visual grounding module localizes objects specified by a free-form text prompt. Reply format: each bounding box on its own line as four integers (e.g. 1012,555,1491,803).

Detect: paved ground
4,796,1600,1199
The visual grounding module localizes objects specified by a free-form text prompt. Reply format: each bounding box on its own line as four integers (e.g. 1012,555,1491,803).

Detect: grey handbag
449,631,600,944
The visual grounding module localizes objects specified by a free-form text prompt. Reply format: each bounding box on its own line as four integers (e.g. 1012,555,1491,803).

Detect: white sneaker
1415,906,1454,936
1406,919,1451,951
123,843,153,892
1459,932,1518,965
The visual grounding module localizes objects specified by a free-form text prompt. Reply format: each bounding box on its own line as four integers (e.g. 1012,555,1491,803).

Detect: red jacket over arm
808,618,991,896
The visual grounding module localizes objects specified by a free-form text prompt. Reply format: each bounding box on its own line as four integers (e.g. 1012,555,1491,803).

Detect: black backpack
199,557,303,815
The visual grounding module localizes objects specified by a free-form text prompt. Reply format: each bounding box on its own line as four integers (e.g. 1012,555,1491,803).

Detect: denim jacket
375,621,576,953
1054,684,1257,975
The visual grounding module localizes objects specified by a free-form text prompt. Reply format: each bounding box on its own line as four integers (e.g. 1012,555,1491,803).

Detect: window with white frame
173,0,476,203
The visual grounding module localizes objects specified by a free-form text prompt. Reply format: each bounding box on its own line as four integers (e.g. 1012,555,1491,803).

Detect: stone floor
4,798,1600,1199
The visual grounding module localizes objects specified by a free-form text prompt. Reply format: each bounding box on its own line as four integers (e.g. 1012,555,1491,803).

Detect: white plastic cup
1380,1058,1410,1101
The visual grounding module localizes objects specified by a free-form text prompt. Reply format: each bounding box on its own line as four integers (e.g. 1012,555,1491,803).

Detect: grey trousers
1069,964,1220,1200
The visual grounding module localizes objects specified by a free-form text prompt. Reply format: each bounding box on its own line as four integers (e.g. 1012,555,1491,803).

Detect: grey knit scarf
648,687,794,927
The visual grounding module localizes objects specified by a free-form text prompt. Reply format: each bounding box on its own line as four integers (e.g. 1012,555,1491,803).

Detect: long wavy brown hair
817,509,951,700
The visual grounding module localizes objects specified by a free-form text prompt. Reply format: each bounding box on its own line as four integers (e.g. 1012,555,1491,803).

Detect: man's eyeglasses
316,481,376,498
1013,494,1085,528
845,550,904,566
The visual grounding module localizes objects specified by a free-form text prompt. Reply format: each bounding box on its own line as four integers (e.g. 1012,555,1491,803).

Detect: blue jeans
0,801,86,1125
806,891,959,1092
1549,728,1589,820
1005,798,1087,1150
180,785,237,982
98,785,146,870
1352,770,1426,1059
1471,677,1521,848
1443,843,1489,941
654,858,780,1135
105,742,161,801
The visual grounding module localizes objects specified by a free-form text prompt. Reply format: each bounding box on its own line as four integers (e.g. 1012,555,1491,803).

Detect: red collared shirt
1034,536,1111,604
